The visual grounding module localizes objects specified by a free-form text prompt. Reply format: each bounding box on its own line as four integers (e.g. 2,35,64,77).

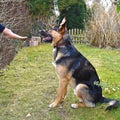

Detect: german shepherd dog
40,18,119,111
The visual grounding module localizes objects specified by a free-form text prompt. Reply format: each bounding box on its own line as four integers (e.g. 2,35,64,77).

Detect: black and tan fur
40,18,119,111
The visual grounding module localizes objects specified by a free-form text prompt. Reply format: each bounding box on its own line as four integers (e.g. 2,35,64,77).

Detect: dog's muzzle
39,30,52,43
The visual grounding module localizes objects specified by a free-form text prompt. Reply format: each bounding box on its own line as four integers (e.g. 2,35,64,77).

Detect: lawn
0,44,120,120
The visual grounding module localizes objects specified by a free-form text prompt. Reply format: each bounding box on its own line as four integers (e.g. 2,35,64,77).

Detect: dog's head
39,18,69,47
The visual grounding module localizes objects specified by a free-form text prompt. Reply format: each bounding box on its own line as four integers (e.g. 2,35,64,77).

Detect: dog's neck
54,40,67,47
54,34,72,48
54,40,66,48
54,41,72,48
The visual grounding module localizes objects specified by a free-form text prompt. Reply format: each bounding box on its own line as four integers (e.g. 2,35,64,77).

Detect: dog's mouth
43,36,52,43
39,30,52,43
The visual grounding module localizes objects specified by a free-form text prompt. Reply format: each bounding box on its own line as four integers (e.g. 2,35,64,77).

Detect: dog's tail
100,97,120,111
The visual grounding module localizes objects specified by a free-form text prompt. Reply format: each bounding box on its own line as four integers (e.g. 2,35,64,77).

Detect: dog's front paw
48,102,57,108
71,104,78,109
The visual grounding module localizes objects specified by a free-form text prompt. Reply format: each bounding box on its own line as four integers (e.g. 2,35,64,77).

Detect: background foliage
27,0,88,30
27,0,53,17
58,0,87,30
117,0,120,12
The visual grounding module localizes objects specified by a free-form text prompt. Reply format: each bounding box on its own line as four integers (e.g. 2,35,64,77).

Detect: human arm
2,27,27,40
0,24,27,40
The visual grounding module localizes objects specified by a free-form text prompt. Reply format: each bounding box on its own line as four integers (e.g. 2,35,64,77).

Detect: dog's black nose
39,30,48,37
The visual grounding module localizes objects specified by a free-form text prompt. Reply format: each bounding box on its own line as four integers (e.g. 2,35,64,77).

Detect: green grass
0,44,120,120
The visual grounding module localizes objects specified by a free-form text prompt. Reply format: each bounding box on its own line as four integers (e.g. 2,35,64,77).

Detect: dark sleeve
0,24,5,33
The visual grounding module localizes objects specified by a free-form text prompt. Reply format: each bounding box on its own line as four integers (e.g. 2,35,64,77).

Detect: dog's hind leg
71,84,95,109
49,78,69,108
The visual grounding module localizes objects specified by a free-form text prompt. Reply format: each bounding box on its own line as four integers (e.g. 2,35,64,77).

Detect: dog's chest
52,46,73,61
53,48,58,60
52,47,66,66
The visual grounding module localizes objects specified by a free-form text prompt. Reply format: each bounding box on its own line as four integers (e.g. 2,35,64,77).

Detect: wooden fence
68,29,88,44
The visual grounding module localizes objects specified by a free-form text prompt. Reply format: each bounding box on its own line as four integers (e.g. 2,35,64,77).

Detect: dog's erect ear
58,17,66,34
59,17,66,28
